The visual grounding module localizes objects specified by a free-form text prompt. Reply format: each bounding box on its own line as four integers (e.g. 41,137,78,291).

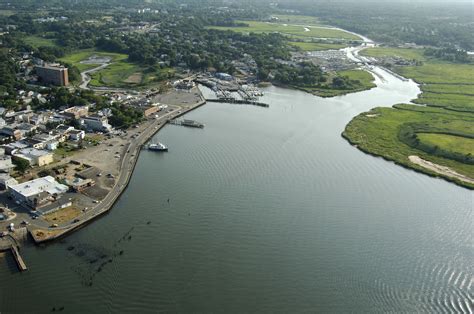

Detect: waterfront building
9,176,68,210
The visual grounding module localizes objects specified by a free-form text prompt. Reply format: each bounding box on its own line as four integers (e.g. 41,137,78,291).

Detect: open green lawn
361,47,426,61
60,49,173,88
208,21,360,40
417,133,474,156
59,49,128,72
289,41,347,51
343,105,474,188
23,35,58,48
89,62,144,87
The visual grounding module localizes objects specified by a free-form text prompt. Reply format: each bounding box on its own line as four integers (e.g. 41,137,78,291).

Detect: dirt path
408,155,474,184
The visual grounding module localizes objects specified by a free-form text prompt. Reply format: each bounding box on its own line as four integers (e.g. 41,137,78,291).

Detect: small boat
148,142,168,152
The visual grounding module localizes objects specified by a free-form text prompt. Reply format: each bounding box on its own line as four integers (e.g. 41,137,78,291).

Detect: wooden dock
206,98,269,107
10,245,27,271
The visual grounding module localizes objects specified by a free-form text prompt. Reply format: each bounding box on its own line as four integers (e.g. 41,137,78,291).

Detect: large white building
9,176,68,209
82,115,112,133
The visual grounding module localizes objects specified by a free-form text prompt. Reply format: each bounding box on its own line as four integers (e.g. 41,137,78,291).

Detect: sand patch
124,72,143,84
409,155,474,184
80,55,112,64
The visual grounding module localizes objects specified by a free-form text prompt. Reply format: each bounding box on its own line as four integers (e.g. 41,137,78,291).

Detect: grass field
289,41,346,51
397,63,474,84
23,35,58,48
339,69,376,89
414,92,474,111
43,206,82,224
397,63,474,112
361,47,426,61
270,15,321,26
59,49,172,87
417,133,474,156
421,84,474,95
209,21,360,40
59,49,128,72
344,47,474,188
89,61,144,87
343,105,474,188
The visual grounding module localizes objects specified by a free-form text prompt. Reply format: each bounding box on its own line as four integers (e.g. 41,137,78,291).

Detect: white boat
148,142,168,152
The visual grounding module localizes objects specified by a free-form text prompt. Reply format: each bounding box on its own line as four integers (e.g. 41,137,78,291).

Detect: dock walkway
10,245,27,271
206,98,269,107
0,235,27,271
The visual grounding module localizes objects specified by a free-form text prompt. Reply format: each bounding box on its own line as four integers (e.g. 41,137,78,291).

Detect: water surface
0,70,472,313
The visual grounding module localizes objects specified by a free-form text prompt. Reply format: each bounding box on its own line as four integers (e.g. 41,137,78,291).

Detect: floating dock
170,119,205,128
206,98,269,107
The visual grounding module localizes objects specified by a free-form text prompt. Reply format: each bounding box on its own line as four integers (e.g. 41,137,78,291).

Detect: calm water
1,68,472,313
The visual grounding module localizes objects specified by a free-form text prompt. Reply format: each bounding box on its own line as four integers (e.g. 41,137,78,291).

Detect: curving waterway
1,67,473,313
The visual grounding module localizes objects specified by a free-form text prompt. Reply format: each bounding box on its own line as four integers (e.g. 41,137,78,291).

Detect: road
27,97,205,241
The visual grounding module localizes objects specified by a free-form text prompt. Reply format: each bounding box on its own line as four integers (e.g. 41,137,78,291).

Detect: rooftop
9,176,68,198
18,148,52,158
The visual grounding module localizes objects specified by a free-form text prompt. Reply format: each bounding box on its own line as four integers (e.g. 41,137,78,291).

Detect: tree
12,157,30,174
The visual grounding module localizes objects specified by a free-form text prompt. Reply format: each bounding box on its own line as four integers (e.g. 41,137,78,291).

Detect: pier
170,119,205,128
206,98,269,107
10,245,27,271
0,233,28,272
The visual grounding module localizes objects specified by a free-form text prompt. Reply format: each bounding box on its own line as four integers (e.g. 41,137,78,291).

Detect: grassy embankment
344,47,474,189
59,49,174,88
210,19,375,97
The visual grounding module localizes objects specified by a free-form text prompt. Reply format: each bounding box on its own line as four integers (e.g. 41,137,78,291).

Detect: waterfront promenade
29,94,206,243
